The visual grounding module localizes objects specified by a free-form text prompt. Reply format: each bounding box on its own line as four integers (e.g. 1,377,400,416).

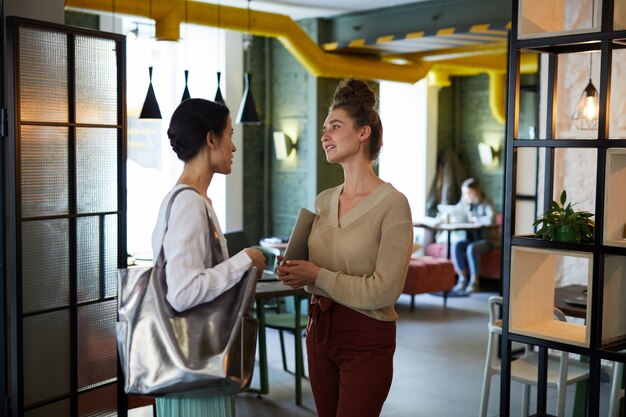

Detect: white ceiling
204,0,431,20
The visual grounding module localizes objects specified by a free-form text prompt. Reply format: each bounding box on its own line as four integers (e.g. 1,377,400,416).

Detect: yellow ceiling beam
65,0,430,83
64,0,537,124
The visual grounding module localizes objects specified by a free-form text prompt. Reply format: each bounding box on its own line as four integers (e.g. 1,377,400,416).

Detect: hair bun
331,78,376,111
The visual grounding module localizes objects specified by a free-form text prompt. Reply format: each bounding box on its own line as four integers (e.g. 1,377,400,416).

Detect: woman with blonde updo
276,79,413,417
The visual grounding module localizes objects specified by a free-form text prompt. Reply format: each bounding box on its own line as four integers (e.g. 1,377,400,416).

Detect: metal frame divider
5,17,127,417
501,0,626,415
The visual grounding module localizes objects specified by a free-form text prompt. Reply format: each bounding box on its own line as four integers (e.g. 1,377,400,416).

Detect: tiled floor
130,290,618,417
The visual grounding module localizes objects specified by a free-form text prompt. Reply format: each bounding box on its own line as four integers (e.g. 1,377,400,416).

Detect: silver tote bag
116,187,258,396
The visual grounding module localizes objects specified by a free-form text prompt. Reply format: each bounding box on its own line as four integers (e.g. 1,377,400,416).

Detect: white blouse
151,184,252,312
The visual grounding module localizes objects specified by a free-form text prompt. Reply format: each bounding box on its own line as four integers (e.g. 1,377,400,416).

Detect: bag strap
155,186,225,268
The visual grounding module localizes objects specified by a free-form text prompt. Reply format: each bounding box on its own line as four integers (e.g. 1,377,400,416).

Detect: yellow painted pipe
488,72,506,124
65,0,431,83
64,0,538,124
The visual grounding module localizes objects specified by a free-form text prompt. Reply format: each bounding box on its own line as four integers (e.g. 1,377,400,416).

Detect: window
125,20,226,258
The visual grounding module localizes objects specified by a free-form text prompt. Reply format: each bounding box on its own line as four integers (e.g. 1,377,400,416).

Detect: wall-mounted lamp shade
127,24,139,41
273,131,295,160
572,79,599,130
140,66,162,119
181,69,191,102
478,142,499,167
236,72,261,125
214,71,225,105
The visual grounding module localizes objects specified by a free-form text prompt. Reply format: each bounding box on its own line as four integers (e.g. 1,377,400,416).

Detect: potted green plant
532,190,595,243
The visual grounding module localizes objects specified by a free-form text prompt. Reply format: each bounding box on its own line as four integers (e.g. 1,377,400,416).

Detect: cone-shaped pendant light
215,72,225,104
181,69,191,102
236,72,261,124
236,0,261,124
140,66,162,119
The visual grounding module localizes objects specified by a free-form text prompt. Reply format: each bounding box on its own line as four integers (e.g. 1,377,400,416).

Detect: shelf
602,255,626,346
518,0,601,40
604,149,626,246
509,247,592,348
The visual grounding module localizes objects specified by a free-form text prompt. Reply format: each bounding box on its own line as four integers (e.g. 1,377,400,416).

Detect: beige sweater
306,183,413,321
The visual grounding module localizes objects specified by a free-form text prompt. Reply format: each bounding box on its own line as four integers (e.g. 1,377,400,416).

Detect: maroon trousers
306,296,396,417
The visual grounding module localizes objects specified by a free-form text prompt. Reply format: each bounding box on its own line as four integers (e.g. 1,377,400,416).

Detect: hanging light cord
247,0,252,72
217,0,221,63
589,0,595,82
185,0,189,63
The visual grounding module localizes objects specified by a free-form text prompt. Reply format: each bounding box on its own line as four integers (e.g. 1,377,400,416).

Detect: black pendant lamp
215,71,225,104
181,69,191,102
236,72,260,124
572,52,599,130
236,0,261,125
214,2,226,105
139,66,162,119
180,0,191,103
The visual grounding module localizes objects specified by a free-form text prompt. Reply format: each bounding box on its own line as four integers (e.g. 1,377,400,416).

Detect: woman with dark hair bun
151,98,265,417
276,79,413,417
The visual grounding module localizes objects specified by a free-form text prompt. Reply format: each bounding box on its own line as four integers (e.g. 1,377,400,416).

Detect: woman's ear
206,131,217,149
359,125,372,142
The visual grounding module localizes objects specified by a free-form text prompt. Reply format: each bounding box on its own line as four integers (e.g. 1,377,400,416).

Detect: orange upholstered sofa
402,256,456,310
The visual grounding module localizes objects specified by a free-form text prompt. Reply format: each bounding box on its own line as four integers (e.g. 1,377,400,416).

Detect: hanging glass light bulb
236,0,261,125
572,53,599,130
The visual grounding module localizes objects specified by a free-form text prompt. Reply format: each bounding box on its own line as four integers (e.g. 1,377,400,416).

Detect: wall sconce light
478,142,500,167
273,131,295,160
127,23,139,41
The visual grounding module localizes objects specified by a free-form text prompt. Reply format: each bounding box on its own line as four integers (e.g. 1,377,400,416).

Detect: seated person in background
451,178,499,292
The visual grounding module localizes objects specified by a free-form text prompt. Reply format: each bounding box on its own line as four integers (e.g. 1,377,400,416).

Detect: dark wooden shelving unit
501,0,626,415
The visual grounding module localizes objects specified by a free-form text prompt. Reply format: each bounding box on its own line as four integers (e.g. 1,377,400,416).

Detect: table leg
572,355,588,417
295,295,303,406
249,301,269,395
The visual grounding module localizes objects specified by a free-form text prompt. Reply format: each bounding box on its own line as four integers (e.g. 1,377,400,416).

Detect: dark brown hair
329,78,383,161
167,98,230,162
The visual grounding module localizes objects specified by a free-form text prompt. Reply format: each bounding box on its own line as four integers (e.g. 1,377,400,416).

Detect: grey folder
283,208,316,262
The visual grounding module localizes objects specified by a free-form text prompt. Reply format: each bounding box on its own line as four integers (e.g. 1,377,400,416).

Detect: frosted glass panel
515,200,537,236
609,46,626,139
23,311,70,406
77,216,100,302
78,301,117,390
78,384,117,417
18,27,68,123
22,219,69,314
24,401,70,417
76,128,118,213
104,214,118,298
553,148,597,215
516,147,538,195
20,126,68,218
75,36,118,125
